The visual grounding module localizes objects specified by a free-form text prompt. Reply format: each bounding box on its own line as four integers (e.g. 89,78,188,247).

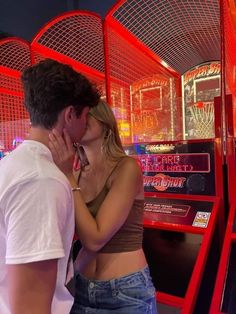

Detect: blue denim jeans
70,266,157,313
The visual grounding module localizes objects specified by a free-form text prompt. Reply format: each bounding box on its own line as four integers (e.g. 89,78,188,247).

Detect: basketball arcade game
0,38,31,159
123,106,223,313
104,1,224,313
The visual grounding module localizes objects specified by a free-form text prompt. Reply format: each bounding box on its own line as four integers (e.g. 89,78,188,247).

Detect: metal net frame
0,38,31,152
110,0,220,75
105,3,183,143
31,11,106,97
105,0,221,143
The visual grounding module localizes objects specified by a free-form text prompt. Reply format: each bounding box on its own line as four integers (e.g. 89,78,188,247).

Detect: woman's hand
49,128,75,177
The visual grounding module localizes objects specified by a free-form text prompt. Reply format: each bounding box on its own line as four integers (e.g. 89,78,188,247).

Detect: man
0,59,100,314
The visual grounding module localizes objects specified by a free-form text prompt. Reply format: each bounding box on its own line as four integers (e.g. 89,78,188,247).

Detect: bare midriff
76,248,147,280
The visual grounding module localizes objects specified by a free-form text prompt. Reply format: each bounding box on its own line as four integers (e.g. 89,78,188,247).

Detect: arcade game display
123,132,223,313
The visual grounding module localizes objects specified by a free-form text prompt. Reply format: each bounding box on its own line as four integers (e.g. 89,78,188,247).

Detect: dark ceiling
0,0,116,41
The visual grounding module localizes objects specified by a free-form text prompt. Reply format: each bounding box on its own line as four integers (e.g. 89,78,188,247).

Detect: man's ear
64,106,74,125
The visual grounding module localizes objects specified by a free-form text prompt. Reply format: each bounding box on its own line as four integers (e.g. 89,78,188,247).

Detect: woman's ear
104,129,112,139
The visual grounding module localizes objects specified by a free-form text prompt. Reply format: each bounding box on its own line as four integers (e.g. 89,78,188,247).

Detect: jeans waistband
76,266,150,290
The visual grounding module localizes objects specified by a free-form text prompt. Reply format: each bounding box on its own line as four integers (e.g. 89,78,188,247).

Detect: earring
73,142,79,149
104,129,112,139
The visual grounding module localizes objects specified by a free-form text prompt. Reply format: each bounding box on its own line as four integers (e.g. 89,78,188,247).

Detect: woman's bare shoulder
117,156,142,176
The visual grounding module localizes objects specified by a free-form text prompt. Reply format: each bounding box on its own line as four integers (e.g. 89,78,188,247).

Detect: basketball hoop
189,102,215,139
196,101,204,108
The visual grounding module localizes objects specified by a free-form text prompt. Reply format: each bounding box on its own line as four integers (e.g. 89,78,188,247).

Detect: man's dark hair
21,59,100,128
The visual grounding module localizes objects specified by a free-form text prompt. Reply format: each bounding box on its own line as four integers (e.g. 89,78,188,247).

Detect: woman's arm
70,158,141,252
74,247,96,273
49,129,143,252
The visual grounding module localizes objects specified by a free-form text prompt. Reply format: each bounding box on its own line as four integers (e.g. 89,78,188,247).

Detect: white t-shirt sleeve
4,177,71,264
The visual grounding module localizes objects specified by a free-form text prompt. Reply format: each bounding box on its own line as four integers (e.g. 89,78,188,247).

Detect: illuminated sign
131,75,168,94
118,121,130,136
135,153,210,173
128,141,216,195
145,144,175,153
143,173,186,191
183,62,220,85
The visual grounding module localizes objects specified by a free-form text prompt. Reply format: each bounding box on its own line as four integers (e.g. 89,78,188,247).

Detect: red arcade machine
0,38,31,159
31,11,106,98
210,1,236,312
104,1,224,313
210,100,236,313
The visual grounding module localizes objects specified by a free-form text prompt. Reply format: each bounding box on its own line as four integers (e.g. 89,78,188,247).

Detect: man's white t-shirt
0,140,75,314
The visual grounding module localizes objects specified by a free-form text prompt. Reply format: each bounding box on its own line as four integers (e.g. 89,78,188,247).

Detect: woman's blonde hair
89,101,126,160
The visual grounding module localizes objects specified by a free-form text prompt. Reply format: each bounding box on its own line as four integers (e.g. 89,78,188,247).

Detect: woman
49,101,157,313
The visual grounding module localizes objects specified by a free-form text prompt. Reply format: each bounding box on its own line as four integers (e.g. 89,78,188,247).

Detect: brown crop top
79,160,144,253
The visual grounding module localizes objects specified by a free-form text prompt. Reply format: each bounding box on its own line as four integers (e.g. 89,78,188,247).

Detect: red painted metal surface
143,192,220,313
209,1,236,312
210,204,235,314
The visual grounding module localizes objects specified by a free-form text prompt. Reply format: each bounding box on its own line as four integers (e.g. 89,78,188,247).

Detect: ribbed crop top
79,162,144,253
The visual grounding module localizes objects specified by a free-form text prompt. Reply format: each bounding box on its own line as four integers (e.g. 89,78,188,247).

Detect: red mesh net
31,12,105,96
31,51,45,64
0,40,31,71
0,39,31,152
0,94,29,150
111,0,220,75
35,14,104,73
0,74,23,93
107,27,173,84
105,21,182,143
105,0,221,143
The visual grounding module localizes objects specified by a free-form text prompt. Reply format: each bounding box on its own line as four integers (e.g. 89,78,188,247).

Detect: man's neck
27,127,50,149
